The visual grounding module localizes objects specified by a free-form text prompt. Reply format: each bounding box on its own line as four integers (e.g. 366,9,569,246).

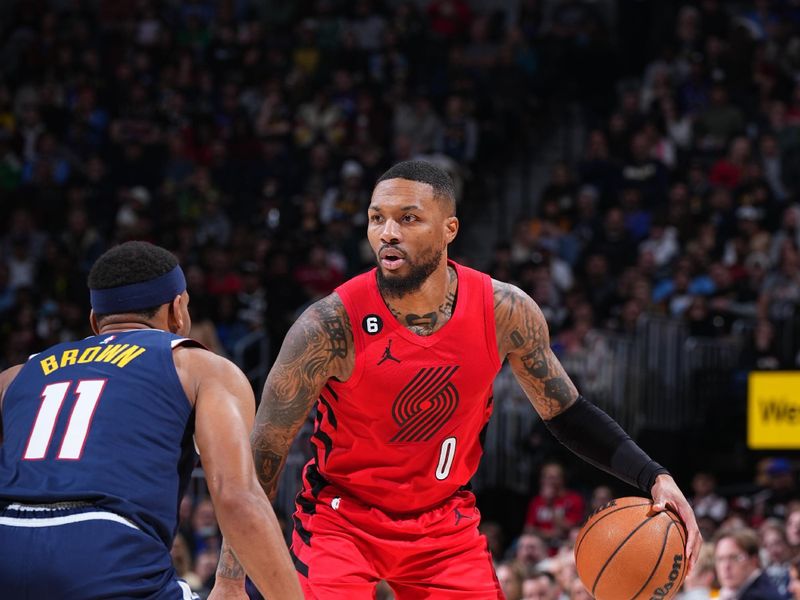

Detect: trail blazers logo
390,366,459,443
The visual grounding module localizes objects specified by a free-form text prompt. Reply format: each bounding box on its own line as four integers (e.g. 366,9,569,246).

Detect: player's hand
650,473,702,572
207,579,249,600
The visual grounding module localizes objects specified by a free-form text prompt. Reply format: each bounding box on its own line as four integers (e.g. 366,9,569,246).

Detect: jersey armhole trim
482,274,502,372
331,288,364,389
169,338,204,411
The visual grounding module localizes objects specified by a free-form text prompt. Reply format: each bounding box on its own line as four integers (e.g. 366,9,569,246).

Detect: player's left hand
650,473,702,573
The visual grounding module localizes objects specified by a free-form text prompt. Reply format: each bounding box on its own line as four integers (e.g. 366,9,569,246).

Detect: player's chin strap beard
376,248,442,299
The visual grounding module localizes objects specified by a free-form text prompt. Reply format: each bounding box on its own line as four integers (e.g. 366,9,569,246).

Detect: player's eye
369,214,383,224
403,214,418,223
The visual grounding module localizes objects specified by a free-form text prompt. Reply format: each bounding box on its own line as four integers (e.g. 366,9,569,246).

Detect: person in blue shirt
0,240,302,600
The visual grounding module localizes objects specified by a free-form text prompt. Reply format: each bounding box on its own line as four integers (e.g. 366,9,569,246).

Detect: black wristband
543,396,670,492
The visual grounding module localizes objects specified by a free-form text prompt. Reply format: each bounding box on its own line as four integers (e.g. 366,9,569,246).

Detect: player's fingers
677,505,701,570
650,494,666,511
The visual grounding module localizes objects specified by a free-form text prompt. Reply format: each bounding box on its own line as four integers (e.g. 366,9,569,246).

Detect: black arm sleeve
543,396,669,492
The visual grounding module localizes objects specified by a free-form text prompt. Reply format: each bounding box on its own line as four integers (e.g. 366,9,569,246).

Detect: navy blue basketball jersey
0,329,200,548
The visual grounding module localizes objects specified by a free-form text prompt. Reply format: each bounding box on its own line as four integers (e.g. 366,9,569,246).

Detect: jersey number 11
23,380,106,461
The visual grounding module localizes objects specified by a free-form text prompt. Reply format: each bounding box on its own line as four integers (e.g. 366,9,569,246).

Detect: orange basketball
574,496,687,600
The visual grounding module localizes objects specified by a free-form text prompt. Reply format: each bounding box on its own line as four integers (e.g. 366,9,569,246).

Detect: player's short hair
88,241,179,320
714,527,760,557
376,160,456,216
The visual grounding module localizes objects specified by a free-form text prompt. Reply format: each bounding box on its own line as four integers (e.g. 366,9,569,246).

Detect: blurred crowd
4,0,800,598
484,0,800,377
484,457,800,600
0,0,541,368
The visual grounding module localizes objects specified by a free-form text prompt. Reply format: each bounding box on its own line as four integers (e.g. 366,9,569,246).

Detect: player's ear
89,310,100,335
444,216,459,244
167,295,185,334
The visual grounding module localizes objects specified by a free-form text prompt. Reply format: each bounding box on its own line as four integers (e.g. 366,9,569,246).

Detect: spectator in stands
171,534,202,592
190,498,220,558
759,520,793,598
496,562,525,600
569,577,592,600
714,527,783,600
521,569,561,600
511,532,549,579
676,542,717,600
480,520,506,564
789,555,800,600
695,84,745,154
690,471,729,525
752,458,798,523
524,462,585,552
785,508,800,553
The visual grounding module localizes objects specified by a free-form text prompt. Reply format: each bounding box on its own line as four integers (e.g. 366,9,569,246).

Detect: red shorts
291,486,504,599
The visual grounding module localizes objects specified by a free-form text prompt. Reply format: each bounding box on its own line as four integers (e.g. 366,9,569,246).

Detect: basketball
574,496,687,600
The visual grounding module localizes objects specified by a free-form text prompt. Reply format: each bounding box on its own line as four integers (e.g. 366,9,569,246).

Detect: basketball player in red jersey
210,160,701,599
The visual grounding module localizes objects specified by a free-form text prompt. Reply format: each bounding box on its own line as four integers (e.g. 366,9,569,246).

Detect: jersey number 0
23,379,106,460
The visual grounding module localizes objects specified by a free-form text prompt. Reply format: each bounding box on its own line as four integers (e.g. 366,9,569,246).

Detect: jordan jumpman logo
377,339,401,365
454,508,473,525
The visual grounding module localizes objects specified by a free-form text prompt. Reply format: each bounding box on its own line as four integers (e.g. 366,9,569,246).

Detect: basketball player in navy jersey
211,160,701,599
0,242,302,600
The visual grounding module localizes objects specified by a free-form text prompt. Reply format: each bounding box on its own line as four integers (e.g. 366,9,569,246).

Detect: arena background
2,0,800,597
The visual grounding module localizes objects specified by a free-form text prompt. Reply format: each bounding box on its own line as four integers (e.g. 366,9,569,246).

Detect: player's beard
376,245,443,299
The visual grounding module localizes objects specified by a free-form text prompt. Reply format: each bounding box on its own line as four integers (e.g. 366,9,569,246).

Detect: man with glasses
714,528,782,599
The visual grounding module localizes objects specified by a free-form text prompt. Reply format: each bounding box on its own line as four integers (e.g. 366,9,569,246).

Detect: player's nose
379,219,402,243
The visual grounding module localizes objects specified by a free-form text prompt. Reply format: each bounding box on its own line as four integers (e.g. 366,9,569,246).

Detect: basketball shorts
0,501,198,600
291,487,504,600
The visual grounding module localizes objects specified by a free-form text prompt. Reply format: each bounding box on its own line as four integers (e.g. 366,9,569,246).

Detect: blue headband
90,265,187,314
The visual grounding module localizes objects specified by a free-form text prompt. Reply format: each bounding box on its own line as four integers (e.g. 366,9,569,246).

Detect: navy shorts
0,501,197,600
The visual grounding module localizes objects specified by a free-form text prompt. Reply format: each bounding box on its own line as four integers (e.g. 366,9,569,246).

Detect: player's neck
382,264,458,336
97,321,159,334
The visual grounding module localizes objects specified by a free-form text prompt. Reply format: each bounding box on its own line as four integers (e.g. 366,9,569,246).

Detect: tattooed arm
493,280,578,418
212,293,353,593
493,280,702,567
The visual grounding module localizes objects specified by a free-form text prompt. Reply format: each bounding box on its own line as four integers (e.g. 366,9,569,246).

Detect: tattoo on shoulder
493,281,533,349
510,329,525,348
323,314,348,358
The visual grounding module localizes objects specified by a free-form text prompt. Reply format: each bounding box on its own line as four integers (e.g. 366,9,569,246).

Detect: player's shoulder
295,292,352,333
491,279,536,312
172,344,248,387
282,292,354,378
491,279,547,347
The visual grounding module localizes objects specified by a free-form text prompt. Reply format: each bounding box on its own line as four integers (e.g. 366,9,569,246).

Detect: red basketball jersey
306,261,502,514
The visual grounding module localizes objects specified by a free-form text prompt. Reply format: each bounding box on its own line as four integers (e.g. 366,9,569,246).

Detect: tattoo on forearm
217,541,245,580
252,447,285,497
544,378,573,404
